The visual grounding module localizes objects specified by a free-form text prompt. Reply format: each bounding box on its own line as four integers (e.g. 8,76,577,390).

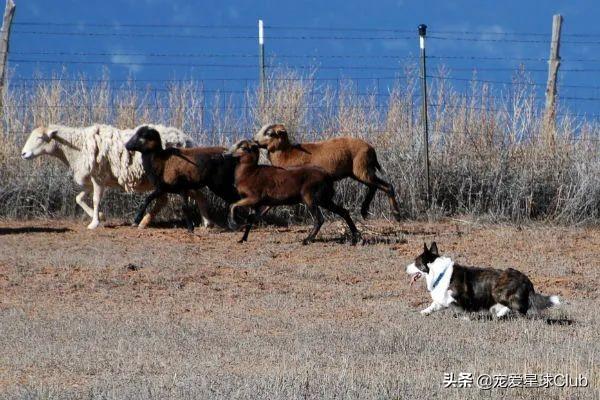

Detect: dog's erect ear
430,242,439,255
423,242,428,253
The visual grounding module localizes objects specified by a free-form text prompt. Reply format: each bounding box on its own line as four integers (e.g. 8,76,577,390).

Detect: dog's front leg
421,301,445,315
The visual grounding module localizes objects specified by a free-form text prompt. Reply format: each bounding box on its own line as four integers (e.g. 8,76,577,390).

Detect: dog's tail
529,292,561,311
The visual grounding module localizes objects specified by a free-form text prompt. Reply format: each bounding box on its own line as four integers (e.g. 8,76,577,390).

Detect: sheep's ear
47,130,58,139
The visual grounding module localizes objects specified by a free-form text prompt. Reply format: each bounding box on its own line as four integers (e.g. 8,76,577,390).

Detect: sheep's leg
320,199,360,245
360,185,377,219
228,198,258,233
180,193,195,233
239,209,255,243
189,190,214,228
76,186,106,222
134,190,162,226
75,187,94,218
357,176,402,222
373,176,402,222
238,206,269,243
138,194,167,229
87,177,104,229
302,204,324,245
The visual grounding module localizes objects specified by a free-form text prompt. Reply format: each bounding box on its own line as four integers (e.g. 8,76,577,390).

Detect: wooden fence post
0,0,15,109
544,14,563,145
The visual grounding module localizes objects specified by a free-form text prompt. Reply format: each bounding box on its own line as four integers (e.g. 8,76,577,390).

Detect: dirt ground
0,217,598,399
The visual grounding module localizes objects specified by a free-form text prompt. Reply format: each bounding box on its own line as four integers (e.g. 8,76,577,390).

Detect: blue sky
9,0,600,117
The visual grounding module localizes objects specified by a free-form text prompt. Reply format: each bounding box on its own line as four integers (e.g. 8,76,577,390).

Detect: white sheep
21,124,194,229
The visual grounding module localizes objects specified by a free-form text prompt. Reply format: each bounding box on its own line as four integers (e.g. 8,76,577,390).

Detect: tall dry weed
0,67,598,224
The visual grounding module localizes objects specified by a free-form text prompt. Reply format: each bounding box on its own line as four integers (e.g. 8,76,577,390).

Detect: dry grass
1,67,599,224
0,66,598,399
0,218,598,399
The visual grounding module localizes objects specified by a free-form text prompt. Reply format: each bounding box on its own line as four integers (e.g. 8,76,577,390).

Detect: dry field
0,217,598,399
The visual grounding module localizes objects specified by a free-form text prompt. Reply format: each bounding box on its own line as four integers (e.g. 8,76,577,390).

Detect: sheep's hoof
360,210,370,220
202,219,215,229
237,238,246,244
87,220,100,229
138,214,152,229
228,220,239,231
302,238,313,246
392,212,403,222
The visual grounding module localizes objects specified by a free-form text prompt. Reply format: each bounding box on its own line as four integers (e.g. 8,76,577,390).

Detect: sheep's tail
374,157,383,172
529,292,561,311
367,147,384,174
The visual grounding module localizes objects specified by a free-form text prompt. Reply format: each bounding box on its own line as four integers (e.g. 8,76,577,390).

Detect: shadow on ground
0,226,72,235
461,313,576,326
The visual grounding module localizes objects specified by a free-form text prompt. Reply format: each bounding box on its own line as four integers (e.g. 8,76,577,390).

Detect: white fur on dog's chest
425,257,455,308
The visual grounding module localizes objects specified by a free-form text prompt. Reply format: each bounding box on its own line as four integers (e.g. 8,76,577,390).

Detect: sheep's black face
243,142,260,155
126,126,163,153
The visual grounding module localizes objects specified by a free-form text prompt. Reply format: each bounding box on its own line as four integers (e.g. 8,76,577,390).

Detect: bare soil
0,217,598,399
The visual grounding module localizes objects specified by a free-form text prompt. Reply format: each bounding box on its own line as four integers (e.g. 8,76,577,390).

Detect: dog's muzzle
406,263,423,286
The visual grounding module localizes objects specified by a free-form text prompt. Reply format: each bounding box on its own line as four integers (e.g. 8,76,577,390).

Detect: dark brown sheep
254,123,402,221
125,126,240,232
228,140,359,245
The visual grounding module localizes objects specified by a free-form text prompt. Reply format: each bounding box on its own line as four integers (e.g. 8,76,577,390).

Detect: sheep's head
229,139,260,163
253,123,289,152
21,126,60,160
126,126,163,154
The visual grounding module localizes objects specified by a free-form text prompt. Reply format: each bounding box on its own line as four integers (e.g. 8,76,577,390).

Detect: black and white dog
406,242,561,317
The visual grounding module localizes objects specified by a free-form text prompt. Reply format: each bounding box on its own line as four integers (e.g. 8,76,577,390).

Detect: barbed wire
4,101,599,113
9,76,405,83
13,58,600,74
13,21,600,38
428,35,600,45
12,21,600,40
11,50,600,64
10,74,600,93
17,29,600,45
11,21,257,29
10,82,399,97
7,21,600,120
12,30,416,41
0,32,568,46
561,95,600,102
5,58,552,72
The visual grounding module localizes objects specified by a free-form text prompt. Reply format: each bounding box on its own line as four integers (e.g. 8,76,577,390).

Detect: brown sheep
228,140,360,245
254,123,402,221
125,126,241,232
